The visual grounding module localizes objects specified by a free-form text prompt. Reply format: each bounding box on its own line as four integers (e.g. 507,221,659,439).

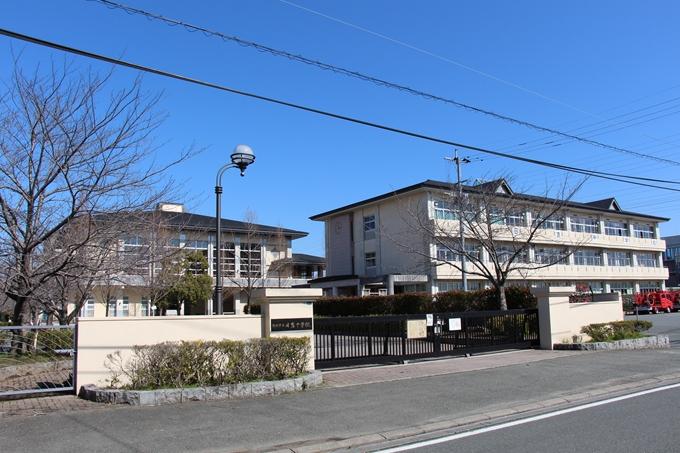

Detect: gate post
252,288,321,370
533,286,576,350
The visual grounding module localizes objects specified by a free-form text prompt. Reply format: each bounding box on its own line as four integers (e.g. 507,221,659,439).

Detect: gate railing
0,325,75,398
314,309,539,368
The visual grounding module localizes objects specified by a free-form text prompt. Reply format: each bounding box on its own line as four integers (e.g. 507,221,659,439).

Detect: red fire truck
634,291,680,314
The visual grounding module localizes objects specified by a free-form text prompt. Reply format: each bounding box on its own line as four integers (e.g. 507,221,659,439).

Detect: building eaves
310,179,669,222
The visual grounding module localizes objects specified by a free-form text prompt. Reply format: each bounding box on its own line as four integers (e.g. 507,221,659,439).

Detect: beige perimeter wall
534,286,623,349
75,315,262,389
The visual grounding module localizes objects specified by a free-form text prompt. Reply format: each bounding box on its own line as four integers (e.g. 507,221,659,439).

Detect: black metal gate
314,309,539,369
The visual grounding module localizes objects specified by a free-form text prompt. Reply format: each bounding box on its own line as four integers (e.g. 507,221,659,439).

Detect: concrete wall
75,288,321,390
75,315,262,389
534,286,624,349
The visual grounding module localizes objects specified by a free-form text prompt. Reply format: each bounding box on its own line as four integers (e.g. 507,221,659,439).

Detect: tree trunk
11,295,26,326
499,283,508,311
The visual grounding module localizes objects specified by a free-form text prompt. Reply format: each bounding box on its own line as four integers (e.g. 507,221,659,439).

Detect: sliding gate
0,325,75,398
314,309,539,369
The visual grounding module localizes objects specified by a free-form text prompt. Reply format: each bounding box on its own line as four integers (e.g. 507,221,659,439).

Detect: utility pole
445,150,470,291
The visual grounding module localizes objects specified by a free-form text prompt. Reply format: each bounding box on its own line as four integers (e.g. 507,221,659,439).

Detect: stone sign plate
271,318,313,332
407,319,427,339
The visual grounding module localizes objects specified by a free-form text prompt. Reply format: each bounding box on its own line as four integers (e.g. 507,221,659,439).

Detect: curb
79,371,322,406
554,334,670,351
266,371,680,453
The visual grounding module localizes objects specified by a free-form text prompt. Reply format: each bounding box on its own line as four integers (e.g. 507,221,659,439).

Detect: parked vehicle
633,291,678,314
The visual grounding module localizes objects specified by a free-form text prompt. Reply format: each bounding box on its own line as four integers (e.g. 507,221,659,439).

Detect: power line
85,0,680,167
3,27,680,194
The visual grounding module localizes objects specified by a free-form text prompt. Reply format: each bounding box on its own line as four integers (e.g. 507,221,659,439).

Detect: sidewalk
0,349,577,419
322,349,580,387
2,347,680,453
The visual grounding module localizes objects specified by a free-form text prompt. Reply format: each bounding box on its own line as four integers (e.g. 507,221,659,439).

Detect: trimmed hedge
581,320,652,342
313,286,537,317
105,337,311,390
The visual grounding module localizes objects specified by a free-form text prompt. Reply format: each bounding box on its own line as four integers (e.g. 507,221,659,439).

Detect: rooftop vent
157,202,184,213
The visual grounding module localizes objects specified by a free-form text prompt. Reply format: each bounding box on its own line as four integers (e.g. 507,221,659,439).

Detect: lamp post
214,144,255,315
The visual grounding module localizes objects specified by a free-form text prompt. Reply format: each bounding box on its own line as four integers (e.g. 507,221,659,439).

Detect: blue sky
2,1,680,255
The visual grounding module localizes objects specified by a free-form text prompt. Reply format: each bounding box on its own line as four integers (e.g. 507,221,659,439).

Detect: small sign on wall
426,314,434,327
448,318,462,331
407,319,427,339
271,318,313,332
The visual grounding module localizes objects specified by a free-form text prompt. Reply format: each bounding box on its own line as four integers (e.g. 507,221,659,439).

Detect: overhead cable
2,27,680,194
85,0,680,167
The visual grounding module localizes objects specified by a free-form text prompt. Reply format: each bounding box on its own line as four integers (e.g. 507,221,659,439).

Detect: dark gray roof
95,210,307,238
158,211,307,238
270,253,325,267
291,253,325,265
663,235,680,246
310,179,669,222
585,198,620,210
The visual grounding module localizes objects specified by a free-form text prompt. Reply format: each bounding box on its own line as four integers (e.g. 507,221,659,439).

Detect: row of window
430,201,656,238
79,297,154,317
435,280,662,295
433,244,660,267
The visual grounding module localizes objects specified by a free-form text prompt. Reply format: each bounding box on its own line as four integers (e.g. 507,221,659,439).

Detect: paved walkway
323,349,581,387
0,349,577,419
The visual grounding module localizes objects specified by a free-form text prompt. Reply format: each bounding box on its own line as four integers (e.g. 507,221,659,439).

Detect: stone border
554,334,670,351
79,371,322,406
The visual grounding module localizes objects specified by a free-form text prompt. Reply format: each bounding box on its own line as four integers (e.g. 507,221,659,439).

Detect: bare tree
0,60,193,326
226,210,265,313
397,177,586,310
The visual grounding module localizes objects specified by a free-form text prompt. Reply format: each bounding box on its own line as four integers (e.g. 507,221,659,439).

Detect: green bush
314,286,537,317
581,320,652,342
106,337,311,390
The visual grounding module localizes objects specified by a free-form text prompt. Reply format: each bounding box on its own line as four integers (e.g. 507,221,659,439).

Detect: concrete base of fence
78,371,322,406
553,335,670,351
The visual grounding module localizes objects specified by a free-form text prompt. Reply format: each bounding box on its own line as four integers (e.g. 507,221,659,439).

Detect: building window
496,245,527,263
633,224,654,239
636,253,658,267
639,281,661,293
107,297,129,317
535,215,565,230
436,244,456,262
363,215,376,240
240,243,262,277
534,247,567,265
437,280,481,292
574,250,602,266
609,281,633,294
79,299,95,317
608,251,631,267
604,220,629,237
436,243,481,262
365,252,376,268
570,217,599,234
140,298,151,316
433,200,456,220
212,242,236,276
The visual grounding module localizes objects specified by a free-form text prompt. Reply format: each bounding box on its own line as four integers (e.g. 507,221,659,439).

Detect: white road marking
374,382,680,452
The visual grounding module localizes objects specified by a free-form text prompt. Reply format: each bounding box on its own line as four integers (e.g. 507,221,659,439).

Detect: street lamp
214,144,256,315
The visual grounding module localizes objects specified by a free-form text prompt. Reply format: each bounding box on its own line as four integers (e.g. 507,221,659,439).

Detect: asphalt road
403,384,680,453
2,349,680,453
626,311,680,346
